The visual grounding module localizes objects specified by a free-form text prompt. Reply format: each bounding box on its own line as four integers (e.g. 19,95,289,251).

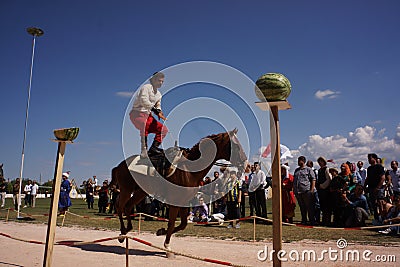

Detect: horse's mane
183,132,228,161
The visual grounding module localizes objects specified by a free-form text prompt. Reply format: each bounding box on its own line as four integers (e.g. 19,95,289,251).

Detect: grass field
0,197,399,246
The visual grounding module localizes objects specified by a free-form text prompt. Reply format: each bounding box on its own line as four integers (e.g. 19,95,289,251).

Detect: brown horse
110,129,247,256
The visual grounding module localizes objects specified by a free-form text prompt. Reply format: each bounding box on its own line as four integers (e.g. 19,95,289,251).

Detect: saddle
127,146,187,178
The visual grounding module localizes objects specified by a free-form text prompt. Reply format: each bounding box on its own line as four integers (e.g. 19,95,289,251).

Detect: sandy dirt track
0,221,398,267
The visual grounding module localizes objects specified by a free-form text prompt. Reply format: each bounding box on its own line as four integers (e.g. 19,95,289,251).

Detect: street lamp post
17,27,44,219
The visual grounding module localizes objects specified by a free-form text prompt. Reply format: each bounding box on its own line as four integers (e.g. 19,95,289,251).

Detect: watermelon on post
53,127,80,141
255,73,291,101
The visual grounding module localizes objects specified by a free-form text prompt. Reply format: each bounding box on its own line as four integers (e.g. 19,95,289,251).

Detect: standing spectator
0,164,3,179
316,156,332,226
365,153,386,220
356,161,367,185
210,171,220,213
239,164,251,218
281,164,296,223
346,161,358,192
307,160,320,224
98,181,109,213
225,170,242,228
58,173,71,215
211,171,226,215
85,178,94,209
248,164,256,216
93,175,98,187
340,163,354,193
108,184,120,214
329,167,348,227
30,180,39,208
23,180,32,208
388,160,400,197
249,162,268,221
13,178,21,210
0,177,7,208
293,156,316,225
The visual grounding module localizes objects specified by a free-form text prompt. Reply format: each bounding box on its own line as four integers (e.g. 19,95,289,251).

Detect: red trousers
130,111,168,142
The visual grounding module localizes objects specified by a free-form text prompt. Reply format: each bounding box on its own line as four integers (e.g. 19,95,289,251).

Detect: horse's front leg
163,207,179,259
116,192,130,243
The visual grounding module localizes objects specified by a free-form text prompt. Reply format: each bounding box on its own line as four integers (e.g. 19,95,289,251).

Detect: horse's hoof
156,228,166,236
118,235,125,243
166,252,175,259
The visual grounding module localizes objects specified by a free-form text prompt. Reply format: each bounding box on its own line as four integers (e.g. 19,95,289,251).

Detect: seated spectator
188,197,209,222
374,199,394,225
379,195,400,235
342,184,370,227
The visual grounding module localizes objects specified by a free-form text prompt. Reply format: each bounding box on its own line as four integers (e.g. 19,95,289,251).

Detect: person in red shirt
281,164,296,223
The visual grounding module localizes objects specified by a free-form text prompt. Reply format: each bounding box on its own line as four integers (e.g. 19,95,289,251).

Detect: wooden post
270,105,282,267
253,216,256,242
43,141,66,267
6,208,10,222
61,211,66,227
256,101,291,267
125,237,129,267
138,213,141,235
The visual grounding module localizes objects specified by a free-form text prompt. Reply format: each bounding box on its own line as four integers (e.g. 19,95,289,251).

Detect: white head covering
62,172,69,178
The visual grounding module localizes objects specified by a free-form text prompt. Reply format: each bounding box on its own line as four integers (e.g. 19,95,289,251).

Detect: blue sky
1,1,399,185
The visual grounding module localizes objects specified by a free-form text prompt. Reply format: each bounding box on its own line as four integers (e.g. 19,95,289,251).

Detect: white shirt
24,184,32,194
248,169,266,193
132,84,162,114
356,168,367,185
389,169,400,192
31,184,39,195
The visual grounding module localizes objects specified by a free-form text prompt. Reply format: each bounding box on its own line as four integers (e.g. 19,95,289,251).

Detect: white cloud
116,91,133,98
253,125,400,173
395,124,400,145
295,125,400,170
314,89,340,100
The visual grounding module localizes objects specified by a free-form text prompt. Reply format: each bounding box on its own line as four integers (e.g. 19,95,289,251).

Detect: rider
130,72,168,158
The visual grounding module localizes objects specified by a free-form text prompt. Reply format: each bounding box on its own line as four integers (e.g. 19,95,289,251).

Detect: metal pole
17,27,44,218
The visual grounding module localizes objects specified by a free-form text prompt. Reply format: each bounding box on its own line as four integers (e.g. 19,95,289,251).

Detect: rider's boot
148,140,163,156
140,136,148,158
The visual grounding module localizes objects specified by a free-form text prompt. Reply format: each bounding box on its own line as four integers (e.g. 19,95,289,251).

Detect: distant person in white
356,161,367,185
389,161,400,195
248,162,268,219
30,180,39,208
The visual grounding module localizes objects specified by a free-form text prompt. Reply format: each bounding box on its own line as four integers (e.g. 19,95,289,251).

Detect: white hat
62,172,69,178
281,164,290,171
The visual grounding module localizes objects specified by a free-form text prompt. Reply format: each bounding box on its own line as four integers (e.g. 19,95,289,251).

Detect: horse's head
227,128,248,177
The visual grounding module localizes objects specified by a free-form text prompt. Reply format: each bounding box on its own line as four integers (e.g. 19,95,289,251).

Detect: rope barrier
3,207,399,231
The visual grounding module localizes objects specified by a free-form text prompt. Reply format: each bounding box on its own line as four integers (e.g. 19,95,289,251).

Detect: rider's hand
158,111,167,121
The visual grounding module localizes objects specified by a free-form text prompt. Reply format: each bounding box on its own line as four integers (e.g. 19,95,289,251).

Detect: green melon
255,73,291,101
53,127,80,141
